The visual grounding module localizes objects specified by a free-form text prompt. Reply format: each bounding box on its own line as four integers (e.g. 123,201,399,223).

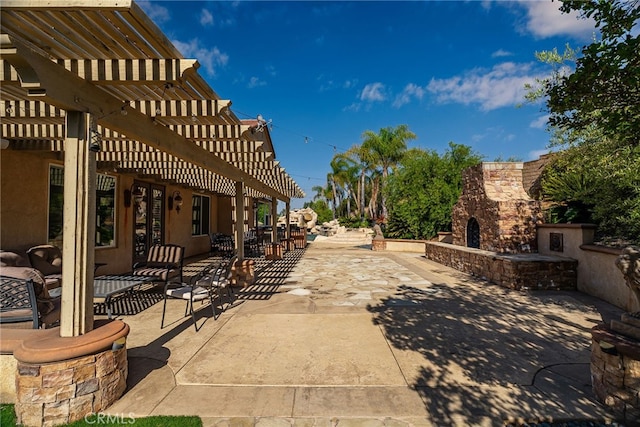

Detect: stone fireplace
452,162,543,253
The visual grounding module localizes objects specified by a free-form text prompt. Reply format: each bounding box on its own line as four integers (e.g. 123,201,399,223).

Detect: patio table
93,274,155,319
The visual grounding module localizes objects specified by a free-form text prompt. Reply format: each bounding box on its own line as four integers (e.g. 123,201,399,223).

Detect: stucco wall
217,196,234,235
1,150,230,275
0,150,53,250
537,224,635,312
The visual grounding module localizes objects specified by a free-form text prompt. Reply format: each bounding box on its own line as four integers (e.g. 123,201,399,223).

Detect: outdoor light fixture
89,129,101,152
124,184,144,208
168,191,183,213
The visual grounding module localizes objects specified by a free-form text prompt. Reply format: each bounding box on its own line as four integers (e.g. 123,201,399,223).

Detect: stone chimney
452,162,543,253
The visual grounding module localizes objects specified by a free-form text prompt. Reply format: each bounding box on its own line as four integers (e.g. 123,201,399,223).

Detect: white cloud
343,103,361,113
491,49,513,58
137,1,170,24
343,79,358,89
248,76,267,88
200,9,214,27
530,115,550,129
359,83,386,102
173,39,228,77
392,83,426,108
519,1,595,40
426,62,545,111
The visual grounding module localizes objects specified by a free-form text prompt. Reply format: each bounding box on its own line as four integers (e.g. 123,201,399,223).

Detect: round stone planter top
13,319,129,364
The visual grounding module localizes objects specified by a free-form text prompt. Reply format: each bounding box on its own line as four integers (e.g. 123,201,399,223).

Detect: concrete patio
103,233,623,426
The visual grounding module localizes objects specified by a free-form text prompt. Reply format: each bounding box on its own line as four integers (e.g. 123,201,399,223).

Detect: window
48,165,117,248
192,194,210,236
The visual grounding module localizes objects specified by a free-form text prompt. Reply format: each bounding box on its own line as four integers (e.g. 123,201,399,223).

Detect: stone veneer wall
425,241,577,290
591,325,640,423
452,163,543,253
15,346,127,426
231,259,256,287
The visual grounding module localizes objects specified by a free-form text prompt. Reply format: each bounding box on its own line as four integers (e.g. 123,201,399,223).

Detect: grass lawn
0,404,202,426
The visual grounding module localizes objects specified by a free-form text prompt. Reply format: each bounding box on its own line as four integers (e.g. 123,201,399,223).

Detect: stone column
60,111,96,337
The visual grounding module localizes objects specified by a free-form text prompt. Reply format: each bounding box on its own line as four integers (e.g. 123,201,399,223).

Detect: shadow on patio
366,280,621,424
115,247,309,393
236,246,307,301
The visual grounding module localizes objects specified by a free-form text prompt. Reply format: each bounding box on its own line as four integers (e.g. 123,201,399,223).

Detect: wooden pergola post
60,111,96,337
285,201,291,240
235,181,245,259
271,198,279,244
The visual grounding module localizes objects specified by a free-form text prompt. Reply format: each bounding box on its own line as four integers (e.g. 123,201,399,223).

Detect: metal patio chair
160,261,226,331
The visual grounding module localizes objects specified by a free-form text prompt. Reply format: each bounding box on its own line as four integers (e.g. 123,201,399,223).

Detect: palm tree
360,124,416,219
345,143,375,221
330,153,359,218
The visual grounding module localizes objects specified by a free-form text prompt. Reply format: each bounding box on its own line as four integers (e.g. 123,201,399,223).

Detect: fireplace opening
467,217,480,249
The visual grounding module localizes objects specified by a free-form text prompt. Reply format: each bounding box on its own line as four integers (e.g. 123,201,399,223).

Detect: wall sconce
124,184,144,208
168,191,183,213
89,129,101,152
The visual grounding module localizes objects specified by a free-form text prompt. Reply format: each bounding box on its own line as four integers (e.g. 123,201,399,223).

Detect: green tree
541,139,640,243
546,1,640,147
524,1,640,244
360,124,417,220
384,142,482,240
329,152,360,218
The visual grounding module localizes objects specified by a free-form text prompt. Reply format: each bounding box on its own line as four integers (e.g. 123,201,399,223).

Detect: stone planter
591,324,640,424
15,346,127,426
9,320,130,427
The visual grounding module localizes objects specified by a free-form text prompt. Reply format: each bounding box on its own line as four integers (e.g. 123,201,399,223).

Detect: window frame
191,194,210,236
47,164,117,249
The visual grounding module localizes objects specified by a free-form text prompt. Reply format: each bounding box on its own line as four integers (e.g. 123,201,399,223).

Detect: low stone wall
371,239,426,253
15,346,128,426
591,325,640,423
425,241,577,290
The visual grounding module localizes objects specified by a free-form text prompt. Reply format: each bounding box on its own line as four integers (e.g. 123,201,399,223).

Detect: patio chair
0,275,39,329
209,233,235,258
160,261,224,331
244,229,259,257
0,274,61,329
210,255,237,308
132,244,184,287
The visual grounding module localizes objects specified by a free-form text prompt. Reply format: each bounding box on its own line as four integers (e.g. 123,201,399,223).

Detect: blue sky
139,0,597,208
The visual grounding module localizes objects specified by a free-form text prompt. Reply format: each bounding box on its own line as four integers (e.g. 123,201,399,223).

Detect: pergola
0,0,304,335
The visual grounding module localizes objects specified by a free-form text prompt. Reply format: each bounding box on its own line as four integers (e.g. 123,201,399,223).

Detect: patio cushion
166,285,209,301
0,250,31,267
132,244,184,285
133,267,173,281
27,245,62,276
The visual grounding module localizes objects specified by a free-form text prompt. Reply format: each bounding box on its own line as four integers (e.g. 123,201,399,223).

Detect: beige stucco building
0,0,304,335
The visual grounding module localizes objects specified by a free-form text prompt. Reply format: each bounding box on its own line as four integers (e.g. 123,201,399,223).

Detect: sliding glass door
132,182,165,264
